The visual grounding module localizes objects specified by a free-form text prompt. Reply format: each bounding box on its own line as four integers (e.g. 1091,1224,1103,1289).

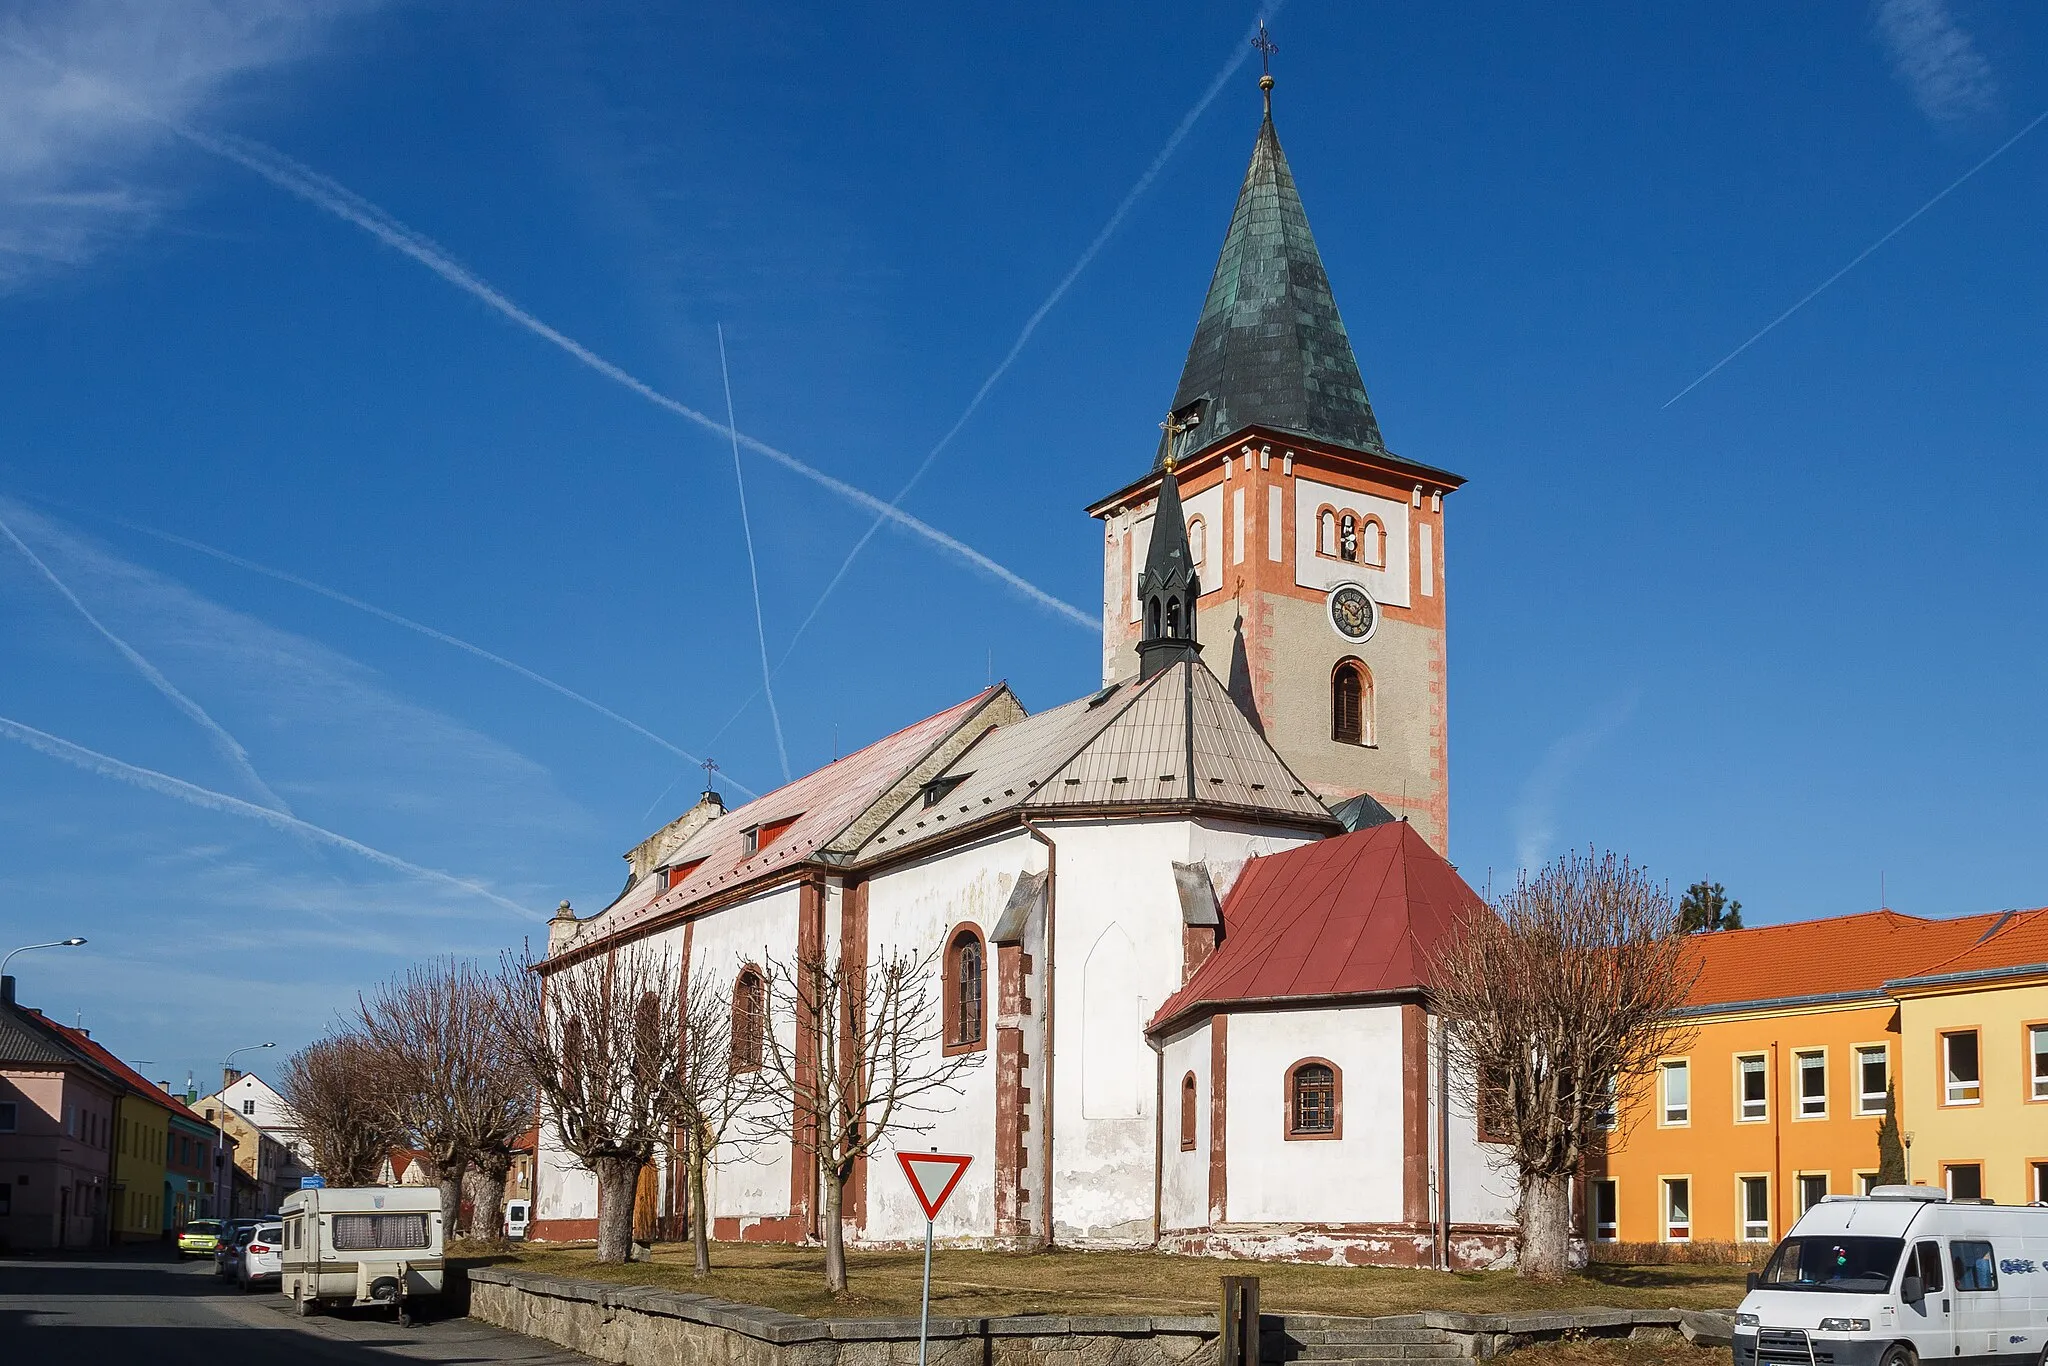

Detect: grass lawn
457,1240,1748,1322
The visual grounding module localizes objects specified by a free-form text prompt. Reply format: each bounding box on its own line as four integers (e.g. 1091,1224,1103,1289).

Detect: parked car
176,1219,222,1258
503,1199,529,1240
238,1222,284,1291
214,1220,261,1280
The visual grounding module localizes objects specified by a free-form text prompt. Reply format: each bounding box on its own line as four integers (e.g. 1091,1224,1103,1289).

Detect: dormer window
664,859,704,890
922,775,968,809
742,814,801,857
742,827,759,854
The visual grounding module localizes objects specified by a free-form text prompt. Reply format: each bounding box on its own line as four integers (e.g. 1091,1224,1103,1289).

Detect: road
0,1250,591,1365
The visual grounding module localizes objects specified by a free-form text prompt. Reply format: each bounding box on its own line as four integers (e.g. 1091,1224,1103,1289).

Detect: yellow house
1887,907,2048,1205
1589,910,2004,1247
46,1017,193,1243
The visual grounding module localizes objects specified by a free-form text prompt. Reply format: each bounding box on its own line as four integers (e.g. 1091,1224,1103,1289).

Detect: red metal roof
1148,820,1485,1034
1886,906,2048,986
1680,908,2008,1010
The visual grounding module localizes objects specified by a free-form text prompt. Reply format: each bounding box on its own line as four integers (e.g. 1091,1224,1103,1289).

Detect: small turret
1136,462,1203,680
546,900,580,958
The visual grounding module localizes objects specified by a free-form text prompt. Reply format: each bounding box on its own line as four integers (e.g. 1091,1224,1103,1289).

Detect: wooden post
1219,1275,1262,1366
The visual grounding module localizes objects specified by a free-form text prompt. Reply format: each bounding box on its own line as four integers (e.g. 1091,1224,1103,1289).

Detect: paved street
0,1251,591,1365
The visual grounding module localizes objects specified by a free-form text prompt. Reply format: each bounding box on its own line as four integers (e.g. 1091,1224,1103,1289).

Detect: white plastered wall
1157,1020,1211,1232
1293,476,1410,606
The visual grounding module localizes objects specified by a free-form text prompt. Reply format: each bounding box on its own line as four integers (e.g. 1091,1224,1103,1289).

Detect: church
530,71,1520,1268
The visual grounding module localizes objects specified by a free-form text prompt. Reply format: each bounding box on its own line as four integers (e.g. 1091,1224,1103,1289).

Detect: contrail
775,4,1281,658
0,713,533,918
1664,105,2048,408
718,325,790,782
150,120,1094,630
81,509,760,801
0,508,293,815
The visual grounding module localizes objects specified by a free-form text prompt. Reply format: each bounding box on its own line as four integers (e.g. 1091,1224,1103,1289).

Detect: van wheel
1879,1345,1917,1366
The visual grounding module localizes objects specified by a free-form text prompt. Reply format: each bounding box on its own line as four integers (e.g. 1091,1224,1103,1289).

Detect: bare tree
751,944,981,1293
674,966,763,1277
497,944,684,1264
278,1033,391,1187
358,958,532,1239
1434,849,1697,1280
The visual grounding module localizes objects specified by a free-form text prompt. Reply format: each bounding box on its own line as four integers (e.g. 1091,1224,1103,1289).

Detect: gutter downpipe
1771,1041,1783,1239
1435,1011,1451,1269
1021,817,1057,1250
1152,1037,1165,1249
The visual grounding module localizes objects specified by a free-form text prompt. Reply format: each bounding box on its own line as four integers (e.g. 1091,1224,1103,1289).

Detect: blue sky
2,1,2045,1091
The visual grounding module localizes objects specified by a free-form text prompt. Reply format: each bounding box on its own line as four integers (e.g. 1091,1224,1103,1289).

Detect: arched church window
1339,513,1359,562
1187,516,1207,571
1332,659,1372,745
1166,598,1181,637
1147,598,1161,638
943,925,986,1054
1180,1072,1199,1151
1359,516,1385,568
1318,508,1337,557
1287,1059,1341,1139
731,968,765,1073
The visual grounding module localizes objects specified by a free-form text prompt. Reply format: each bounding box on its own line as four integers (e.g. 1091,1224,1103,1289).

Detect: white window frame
1945,1163,1984,1200
1662,1176,1692,1243
2029,1024,2048,1102
1796,1049,1827,1118
1797,1172,1829,1215
1856,1170,1881,1195
1943,1030,1981,1106
1590,1178,1618,1242
1660,1059,1690,1126
1739,1175,1771,1242
1737,1053,1768,1122
1856,1044,1890,1116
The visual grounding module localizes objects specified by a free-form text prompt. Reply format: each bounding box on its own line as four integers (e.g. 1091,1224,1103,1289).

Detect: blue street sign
300,1175,326,1189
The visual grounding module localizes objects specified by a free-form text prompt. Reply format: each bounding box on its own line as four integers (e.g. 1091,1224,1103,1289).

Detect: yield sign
897,1151,972,1221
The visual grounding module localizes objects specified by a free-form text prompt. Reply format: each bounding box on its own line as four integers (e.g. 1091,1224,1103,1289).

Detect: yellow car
177,1219,223,1258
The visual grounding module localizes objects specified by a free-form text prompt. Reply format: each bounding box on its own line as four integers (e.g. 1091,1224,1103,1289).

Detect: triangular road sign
897,1151,972,1221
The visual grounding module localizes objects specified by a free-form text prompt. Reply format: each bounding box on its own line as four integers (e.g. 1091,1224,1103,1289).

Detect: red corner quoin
897,1151,972,1221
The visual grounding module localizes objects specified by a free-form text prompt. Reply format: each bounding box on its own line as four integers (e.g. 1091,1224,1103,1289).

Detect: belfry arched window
1287,1058,1342,1139
1318,508,1337,557
943,925,986,1055
1339,513,1359,562
731,968,765,1072
1332,659,1373,746
1358,517,1385,568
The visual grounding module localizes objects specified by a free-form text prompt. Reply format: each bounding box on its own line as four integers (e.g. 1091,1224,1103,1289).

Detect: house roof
1162,99,1384,466
1884,906,2048,990
0,1003,98,1069
857,658,1335,860
43,1018,211,1126
562,687,1009,952
1149,820,1485,1035
1680,908,2011,1012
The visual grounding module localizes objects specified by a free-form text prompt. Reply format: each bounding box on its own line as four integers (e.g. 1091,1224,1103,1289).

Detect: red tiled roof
1680,908,2008,1010
41,1018,210,1126
1148,821,1485,1034
1886,906,2048,986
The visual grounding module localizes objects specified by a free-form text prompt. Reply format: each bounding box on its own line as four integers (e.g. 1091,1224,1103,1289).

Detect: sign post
897,1151,972,1366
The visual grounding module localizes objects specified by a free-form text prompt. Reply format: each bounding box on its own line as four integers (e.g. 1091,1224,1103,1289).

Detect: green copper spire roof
1162,101,1384,467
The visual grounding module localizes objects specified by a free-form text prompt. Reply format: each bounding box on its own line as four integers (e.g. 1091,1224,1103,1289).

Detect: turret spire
1136,453,1202,680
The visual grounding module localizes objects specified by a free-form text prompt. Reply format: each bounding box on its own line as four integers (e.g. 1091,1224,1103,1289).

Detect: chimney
222,1067,243,1091
546,901,580,958
0,975,12,1008
159,1081,173,1094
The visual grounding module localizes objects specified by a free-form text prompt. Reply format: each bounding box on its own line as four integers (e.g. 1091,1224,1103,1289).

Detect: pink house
0,977,119,1250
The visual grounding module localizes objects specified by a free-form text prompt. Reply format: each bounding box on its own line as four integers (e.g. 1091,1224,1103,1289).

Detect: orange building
1589,910,2003,1248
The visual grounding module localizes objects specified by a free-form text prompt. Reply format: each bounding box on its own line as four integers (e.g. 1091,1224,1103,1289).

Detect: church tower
1087,67,1463,851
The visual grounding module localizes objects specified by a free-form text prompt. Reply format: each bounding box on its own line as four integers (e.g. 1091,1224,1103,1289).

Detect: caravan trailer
1734,1186,2048,1366
279,1186,444,1324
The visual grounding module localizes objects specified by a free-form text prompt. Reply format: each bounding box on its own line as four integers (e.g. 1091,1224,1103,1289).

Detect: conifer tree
1877,1084,1907,1186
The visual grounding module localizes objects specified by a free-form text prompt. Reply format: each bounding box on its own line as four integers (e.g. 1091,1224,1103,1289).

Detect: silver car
238,1222,283,1290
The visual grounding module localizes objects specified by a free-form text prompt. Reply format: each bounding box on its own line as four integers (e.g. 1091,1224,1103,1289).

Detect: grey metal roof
0,1005,94,1068
1163,106,1384,467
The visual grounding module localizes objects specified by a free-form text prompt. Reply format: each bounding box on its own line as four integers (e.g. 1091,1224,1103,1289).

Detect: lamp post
0,937,87,981
213,1042,275,1218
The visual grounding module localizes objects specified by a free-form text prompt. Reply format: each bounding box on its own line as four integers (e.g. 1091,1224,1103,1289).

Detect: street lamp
213,1041,275,1218
0,937,87,979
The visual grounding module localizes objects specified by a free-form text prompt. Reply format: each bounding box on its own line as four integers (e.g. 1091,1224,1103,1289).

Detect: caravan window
1758,1236,1904,1292
332,1213,430,1251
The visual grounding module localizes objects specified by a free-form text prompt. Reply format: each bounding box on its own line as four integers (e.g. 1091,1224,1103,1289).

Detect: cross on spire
1253,22,1278,76
701,757,720,793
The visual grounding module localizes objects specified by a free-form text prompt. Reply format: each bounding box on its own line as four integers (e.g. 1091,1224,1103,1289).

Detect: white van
503,1199,530,1240
279,1186,444,1325
1734,1187,2048,1366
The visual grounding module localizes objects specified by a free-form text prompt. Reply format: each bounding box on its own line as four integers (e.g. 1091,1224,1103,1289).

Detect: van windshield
1760,1237,1905,1293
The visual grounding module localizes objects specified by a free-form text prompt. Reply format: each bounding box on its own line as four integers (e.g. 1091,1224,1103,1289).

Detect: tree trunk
821,1161,847,1293
1517,1170,1573,1281
469,1155,510,1244
690,1143,711,1278
436,1166,466,1240
593,1154,641,1264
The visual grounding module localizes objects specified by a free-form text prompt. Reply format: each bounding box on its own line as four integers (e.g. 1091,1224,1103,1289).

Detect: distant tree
1877,1084,1907,1186
1678,881,1743,933
278,1033,391,1187
749,943,981,1293
1435,850,1699,1281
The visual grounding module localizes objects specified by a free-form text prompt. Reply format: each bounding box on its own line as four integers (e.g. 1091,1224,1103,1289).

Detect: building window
1318,508,1337,557
1944,1163,1983,1201
1331,659,1373,745
1952,1240,1997,1291
1943,1031,1981,1105
1798,1173,1828,1215
0,1102,14,1133
1660,1060,1690,1125
1663,1178,1691,1242
1739,1176,1770,1242
731,968,765,1072
1589,1178,1617,1241
1286,1059,1341,1139
2030,1024,2048,1101
1857,1171,1881,1195
2032,1162,2047,1205
943,926,986,1054
241,1099,257,1117
1796,1050,1826,1118
1359,517,1386,568
1856,1046,1889,1116
1737,1054,1767,1121
1180,1073,1198,1152
1594,1075,1618,1131
1187,516,1207,571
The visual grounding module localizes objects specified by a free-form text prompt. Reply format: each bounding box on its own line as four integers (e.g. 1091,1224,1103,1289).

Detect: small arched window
1147,598,1161,638
1166,598,1181,637
1318,508,1337,557
1359,517,1385,568
1180,1072,1198,1151
943,925,987,1055
1187,516,1207,571
731,968,765,1072
1332,659,1373,745
1339,513,1359,562
1287,1059,1342,1139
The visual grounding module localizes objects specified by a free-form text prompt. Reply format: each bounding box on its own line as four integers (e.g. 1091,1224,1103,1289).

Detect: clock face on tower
1327,583,1379,644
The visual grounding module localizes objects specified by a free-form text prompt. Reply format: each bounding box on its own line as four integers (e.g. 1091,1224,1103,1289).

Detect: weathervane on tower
1253,21,1278,111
